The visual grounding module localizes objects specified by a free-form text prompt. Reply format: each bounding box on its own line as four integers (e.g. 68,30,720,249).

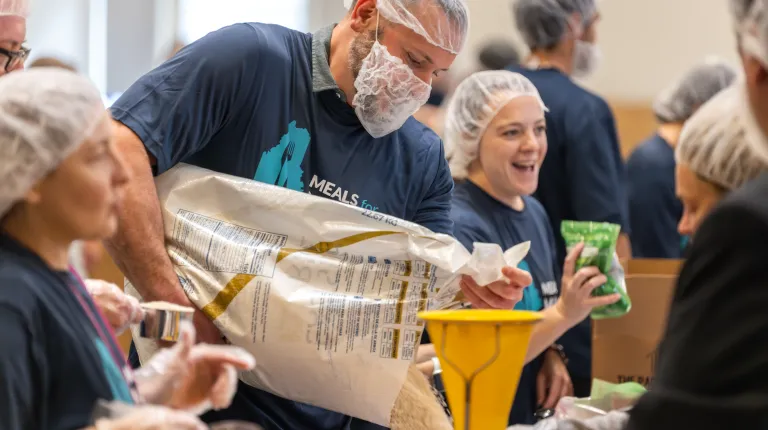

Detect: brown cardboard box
592,259,682,387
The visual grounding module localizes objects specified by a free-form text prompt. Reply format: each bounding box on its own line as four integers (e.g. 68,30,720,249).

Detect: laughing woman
441,70,615,425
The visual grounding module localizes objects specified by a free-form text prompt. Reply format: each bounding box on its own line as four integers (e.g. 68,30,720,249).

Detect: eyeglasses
0,46,30,72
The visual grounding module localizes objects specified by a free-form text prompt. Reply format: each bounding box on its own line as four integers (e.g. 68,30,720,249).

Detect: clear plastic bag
554,379,646,420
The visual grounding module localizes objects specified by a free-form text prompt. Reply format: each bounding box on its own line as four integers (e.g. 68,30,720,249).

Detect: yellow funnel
419,310,542,430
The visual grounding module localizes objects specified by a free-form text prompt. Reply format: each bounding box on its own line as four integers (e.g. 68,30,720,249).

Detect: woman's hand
536,348,573,409
135,322,256,414
459,266,532,309
84,279,144,334
555,243,621,323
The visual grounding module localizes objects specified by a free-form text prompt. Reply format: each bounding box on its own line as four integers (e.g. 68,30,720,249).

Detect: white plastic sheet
128,163,529,426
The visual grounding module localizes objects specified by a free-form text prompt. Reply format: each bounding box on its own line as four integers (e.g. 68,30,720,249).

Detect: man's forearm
104,124,187,304
525,306,574,364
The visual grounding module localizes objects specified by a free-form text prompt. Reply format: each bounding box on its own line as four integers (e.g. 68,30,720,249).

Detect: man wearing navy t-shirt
104,0,535,428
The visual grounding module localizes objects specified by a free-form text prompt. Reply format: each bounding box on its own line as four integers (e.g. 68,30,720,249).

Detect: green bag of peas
560,221,631,319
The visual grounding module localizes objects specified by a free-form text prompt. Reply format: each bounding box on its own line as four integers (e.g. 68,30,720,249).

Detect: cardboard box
592,259,682,387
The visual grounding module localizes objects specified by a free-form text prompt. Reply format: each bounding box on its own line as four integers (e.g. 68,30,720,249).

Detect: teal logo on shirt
93,338,134,404
254,121,311,191
514,260,543,311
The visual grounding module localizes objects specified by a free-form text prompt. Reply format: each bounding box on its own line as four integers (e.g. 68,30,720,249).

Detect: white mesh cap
345,0,469,54
731,0,768,65
676,84,767,191
0,68,106,217
653,58,738,123
444,70,548,180
0,0,28,17
513,0,597,50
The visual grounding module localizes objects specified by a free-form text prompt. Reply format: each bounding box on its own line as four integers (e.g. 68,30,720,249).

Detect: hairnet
731,0,768,65
676,84,767,191
444,70,547,180
652,58,738,123
0,68,106,217
512,0,597,50
345,0,469,54
0,0,27,17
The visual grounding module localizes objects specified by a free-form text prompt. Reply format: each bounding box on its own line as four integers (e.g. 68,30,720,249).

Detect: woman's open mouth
512,162,536,172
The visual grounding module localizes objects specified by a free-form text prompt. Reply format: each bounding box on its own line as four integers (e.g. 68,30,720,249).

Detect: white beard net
353,40,432,138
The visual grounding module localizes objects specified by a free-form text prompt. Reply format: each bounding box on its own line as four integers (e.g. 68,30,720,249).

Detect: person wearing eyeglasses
0,0,28,75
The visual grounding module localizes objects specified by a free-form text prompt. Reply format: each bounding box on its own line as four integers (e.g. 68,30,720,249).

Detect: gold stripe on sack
202,273,257,320
203,230,402,320
276,231,401,263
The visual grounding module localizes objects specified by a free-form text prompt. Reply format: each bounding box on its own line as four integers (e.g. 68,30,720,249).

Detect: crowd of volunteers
2,0,768,428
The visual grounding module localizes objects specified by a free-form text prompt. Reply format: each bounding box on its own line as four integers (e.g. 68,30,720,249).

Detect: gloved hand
84,279,144,334
135,321,256,415
92,404,207,430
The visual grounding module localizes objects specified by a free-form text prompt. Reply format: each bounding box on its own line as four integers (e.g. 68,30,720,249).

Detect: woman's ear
349,0,378,33
22,182,44,206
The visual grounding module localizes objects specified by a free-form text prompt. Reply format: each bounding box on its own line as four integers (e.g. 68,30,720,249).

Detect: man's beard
348,29,378,81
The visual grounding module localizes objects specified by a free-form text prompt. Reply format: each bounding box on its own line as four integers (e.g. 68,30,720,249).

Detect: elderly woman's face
32,114,130,241
0,15,27,75
675,163,726,237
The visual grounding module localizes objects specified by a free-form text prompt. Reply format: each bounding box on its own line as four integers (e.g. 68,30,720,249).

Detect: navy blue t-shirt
450,181,561,425
627,133,684,258
508,66,629,394
0,233,137,430
112,23,453,430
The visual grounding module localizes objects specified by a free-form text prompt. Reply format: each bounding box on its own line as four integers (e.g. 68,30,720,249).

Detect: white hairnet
444,70,547,180
0,0,27,17
731,0,768,65
345,0,469,53
653,58,738,123
676,84,767,191
512,0,597,50
0,68,106,217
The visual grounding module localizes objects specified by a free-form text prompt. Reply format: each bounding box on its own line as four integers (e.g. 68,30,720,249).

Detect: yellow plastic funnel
419,310,542,430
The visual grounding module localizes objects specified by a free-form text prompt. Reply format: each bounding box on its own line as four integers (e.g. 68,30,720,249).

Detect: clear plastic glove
92,404,207,430
84,279,144,334
134,321,256,415
459,242,533,309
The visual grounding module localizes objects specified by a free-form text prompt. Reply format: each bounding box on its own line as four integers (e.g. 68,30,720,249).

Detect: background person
627,0,768,424
478,39,522,70
0,0,28,76
627,59,736,258
509,0,629,399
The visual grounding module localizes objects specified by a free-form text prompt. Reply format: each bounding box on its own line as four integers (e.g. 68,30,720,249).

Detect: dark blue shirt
627,133,684,258
508,66,629,392
112,23,453,430
0,233,136,430
450,181,561,425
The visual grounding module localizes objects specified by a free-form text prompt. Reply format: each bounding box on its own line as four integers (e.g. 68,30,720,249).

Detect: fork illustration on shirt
277,141,296,188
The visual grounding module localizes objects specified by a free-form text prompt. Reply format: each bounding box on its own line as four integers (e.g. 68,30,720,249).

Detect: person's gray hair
653,58,738,124
512,0,597,50
348,0,469,53
676,84,768,191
